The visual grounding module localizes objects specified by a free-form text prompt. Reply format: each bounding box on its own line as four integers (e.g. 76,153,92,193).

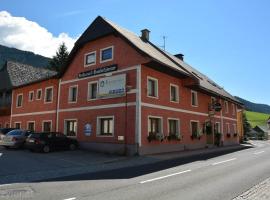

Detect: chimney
174,53,184,61
141,29,150,41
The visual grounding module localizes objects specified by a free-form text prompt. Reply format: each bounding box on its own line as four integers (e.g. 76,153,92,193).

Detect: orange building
7,16,243,155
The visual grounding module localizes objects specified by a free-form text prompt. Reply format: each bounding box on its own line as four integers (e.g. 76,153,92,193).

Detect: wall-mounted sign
84,123,92,136
214,102,222,112
98,74,126,99
78,64,118,79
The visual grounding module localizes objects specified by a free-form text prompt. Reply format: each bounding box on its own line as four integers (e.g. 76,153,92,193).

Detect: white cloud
0,11,77,58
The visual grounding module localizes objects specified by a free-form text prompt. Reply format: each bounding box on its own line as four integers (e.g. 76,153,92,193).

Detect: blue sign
84,123,92,136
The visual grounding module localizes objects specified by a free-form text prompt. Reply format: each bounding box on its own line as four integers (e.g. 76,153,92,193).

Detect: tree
243,112,251,137
49,43,69,72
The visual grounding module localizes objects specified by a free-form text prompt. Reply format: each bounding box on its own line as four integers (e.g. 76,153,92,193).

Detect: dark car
25,132,79,153
1,129,32,148
0,128,16,141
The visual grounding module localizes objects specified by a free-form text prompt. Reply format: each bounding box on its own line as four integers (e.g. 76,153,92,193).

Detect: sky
0,0,269,105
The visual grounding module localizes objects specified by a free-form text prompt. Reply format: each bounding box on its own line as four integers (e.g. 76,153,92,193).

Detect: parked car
0,128,16,141
1,129,32,149
25,132,79,153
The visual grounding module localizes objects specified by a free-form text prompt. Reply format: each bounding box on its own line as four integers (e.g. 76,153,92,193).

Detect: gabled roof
63,16,190,77
254,125,269,133
64,16,241,104
0,61,57,90
163,51,240,102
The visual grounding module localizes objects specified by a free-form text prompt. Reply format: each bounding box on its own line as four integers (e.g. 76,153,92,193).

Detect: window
27,122,35,131
43,121,52,132
16,94,23,107
68,85,78,103
224,101,229,113
233,124,237,133
226,123,230,133
36,89,42,100
45,87,53,103
65,120,77,137
190,121,199,136
88,82,98,100
191,90,198,107
5,123,9,128
148,117,162,135
0,123,2,128
168,119,180,136
15,122,21,129
170,84,179,102
147,77,158,98
211,97,216,105
85,51,96,66
100,46,113,62
97,116,114,136
29,91,34,102
214,122,221,133
232,104,236,115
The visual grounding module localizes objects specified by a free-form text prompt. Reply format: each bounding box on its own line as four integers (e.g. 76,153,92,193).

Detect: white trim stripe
12,110,56,117
59,102,136,113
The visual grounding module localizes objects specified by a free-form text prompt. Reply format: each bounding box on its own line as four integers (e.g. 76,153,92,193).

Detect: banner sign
78,64,118,79
98,74,126,99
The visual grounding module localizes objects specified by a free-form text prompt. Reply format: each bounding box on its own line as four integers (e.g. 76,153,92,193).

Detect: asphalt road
1,140,270,200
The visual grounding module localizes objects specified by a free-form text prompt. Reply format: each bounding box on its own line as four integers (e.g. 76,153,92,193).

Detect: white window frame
167,118,180,136
96,116,115,137
44,86,53,104
190,120,200,135
191,90,198,107
233,124,237,133
68,85,78,103
14,122,21,129
226,123,230,133
147,115,163,136
27,121,35,131
16,93,23,108
170,84,179,103
36,89,42,100
215,122,221,133
64,119,78,137
147,76,159,99
28,91,34,102
100,46,114,63
232,104,235,115
84,51,96,67
87,81,98,101
42,120,53,132
224,101,229,113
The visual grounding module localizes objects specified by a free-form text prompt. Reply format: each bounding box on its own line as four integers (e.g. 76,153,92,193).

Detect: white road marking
253,151,265,155
0,153,2,157
140,169,191,184
63,198,76,200
212,158,237,166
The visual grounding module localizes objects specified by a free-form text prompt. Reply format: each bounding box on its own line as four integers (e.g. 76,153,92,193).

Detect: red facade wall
11,79,59,131
0,115,10,128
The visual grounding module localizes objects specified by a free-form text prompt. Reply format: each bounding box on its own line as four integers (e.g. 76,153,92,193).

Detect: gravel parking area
0,146,127,184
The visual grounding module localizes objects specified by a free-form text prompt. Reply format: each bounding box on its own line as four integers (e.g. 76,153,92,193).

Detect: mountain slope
235,96,270,114
0,44,51,69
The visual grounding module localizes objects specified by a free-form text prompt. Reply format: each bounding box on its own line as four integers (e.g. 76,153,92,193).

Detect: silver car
1,129,32,149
